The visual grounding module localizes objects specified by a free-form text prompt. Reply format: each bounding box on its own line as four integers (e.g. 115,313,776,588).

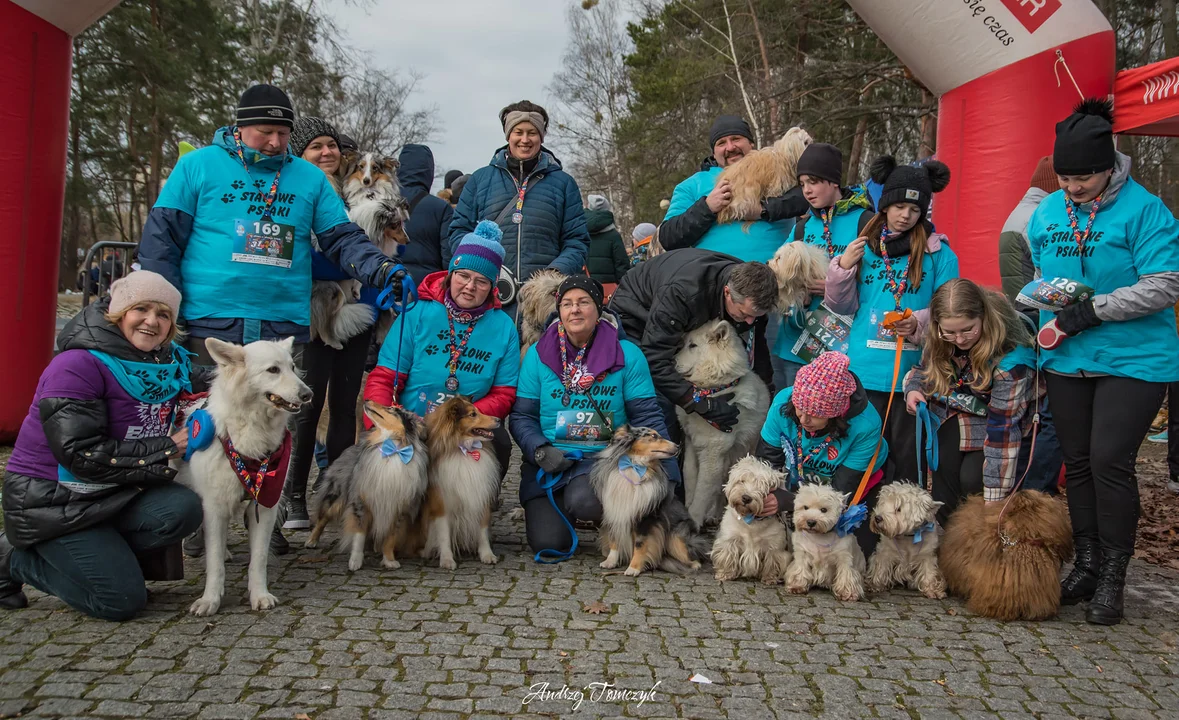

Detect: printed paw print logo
437,331,448,342
220,193,235,204
550,389,563,400
254,179,265,189
231,180,245,190
423,345,439,356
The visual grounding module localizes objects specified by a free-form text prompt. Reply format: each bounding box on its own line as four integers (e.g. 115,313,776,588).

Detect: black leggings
866,390,918,486
521,468,604,554
930,419,984,525
1046,373,1164,555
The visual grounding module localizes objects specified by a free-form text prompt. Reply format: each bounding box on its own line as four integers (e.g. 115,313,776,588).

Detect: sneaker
1168,479,1179,494
270,527,290,556
1151,407,1168,433
1148,430,1169,444
182,526,205,557
284,493,311,530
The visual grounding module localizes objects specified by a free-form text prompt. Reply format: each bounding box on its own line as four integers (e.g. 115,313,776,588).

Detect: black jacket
608,248,773,406
2,301,209,550
396,144,455,284
584,209,630,284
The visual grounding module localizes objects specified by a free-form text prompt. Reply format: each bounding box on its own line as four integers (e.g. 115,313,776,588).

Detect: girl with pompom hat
363,220,521,478
823,155,959,489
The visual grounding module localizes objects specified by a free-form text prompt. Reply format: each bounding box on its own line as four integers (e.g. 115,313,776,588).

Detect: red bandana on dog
219,431,292,509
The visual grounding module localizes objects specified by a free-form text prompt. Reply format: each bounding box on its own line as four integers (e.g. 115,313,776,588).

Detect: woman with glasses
509,276,679,556
364,221,520,476
901,279,1038,522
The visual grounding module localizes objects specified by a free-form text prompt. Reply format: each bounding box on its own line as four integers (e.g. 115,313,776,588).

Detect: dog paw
381,558,401,570
599,558,619,570
761,575,784,586
833,588,862,602
920,584,947,600
189,597,221,617
786,584,808,595
439,557,457,571
714,571,736,582
479,551,499,565
303,538,318,549
348,557,363,572
624,566,643,577
250,592,278,611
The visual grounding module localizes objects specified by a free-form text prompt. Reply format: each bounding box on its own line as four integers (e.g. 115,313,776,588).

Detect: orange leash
850,308,912,506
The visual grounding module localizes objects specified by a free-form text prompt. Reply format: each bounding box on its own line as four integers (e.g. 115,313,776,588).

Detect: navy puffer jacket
447,147,589,285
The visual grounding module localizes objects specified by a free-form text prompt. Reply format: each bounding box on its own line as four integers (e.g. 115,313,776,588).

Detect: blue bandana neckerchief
909,520,937,544
834,503,868,537
617,456,648,484
89,343,193,404
381,439,415,464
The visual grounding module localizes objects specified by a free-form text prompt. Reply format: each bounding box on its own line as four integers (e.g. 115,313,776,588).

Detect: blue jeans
10,484,203,621
1015,396,1064,494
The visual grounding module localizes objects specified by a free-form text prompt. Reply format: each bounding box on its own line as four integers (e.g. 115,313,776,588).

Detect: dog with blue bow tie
591,426,710,576
865,482,946,599
305,401,428,572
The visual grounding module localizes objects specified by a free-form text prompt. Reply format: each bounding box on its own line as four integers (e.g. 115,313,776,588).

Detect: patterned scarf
88,344,193,404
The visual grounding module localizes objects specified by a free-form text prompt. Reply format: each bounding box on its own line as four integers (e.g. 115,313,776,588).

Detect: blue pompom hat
450,220,506,282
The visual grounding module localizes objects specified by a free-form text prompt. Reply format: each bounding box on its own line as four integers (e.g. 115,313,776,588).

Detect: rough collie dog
304,401,428,571
176,338,312,616
310,280,374,350
711,456,791,584
716,127,813,225
675,320,771,526
766,241,829,314
517,268,566,352
939,492,1073,621
591,426,710,576
785,484,866,601
866,483,946,598
400,397,501,569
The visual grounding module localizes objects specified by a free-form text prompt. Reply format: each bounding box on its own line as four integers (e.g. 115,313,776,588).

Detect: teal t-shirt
516,339,656,454
376,301,520,417
846,244,960,392
1028,179,1179,382
153,127,350,326
663,167,792,262
759,387,887,488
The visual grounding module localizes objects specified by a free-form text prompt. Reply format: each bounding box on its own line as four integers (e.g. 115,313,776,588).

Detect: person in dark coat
397,144,455,284
447,100,589,315
583,194,630,284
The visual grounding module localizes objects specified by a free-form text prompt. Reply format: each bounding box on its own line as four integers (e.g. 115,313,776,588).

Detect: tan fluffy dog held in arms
399,397,502,570
711,456,792,584
304,401,428,572
939,492,1073,621
785,484,867,601
516,269,566,353
766,241,829,315
865,482,946,598
592,426,711,576
716,127,813,225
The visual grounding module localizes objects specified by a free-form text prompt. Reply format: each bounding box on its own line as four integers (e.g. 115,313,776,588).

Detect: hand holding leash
375,262,418,313
534,444,575,474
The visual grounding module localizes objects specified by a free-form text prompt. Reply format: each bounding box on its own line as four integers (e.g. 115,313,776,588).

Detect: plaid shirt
904,362,1039,502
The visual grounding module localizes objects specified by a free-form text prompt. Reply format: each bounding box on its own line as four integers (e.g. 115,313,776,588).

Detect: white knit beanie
109,270,182,317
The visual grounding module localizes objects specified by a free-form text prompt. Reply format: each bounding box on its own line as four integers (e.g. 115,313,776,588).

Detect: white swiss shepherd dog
175,337,311,617
675,320,770,526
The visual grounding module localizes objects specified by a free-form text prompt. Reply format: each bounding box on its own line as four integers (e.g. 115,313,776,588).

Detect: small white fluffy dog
766,241,829,314
866,482,946,598
675,320,770,526
785,484,866,601
716,127,813,224
711,457,791,584
177,338,311,617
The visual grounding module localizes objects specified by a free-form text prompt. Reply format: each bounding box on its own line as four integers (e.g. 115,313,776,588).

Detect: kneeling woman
903,279,1038,524
0,272,203,620
365,221,520,474
755,351,887,554
510,277,679,555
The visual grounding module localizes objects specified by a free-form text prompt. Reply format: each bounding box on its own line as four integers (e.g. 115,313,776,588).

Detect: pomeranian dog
710,456,792,584
716,127,812,225
785,484,866,602
865,482,946,598
592,426,710,576
766,241,829,314
516,268,566,353
305,401,428,571
939,492,1073,621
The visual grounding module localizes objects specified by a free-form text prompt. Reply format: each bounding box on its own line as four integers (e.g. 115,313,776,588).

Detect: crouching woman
0,272,203,620
510,277,679,556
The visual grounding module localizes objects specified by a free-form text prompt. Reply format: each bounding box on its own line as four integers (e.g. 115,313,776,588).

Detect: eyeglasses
559,300,596,311
938,326,980,341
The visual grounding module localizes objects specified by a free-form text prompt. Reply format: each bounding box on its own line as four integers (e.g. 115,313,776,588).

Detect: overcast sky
329,0,576,191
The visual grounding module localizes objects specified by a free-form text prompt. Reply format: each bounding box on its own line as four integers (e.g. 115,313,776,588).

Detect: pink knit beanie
108,270,182,317
793,352,856,419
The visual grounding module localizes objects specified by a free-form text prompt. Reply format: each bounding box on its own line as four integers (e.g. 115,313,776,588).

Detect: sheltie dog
591,426,710,576
716,127,812,225
710,456,792,584
766,241,829,314
305,401,428,572
400,397,501,570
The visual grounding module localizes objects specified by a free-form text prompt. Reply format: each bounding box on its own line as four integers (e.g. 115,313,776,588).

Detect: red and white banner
1114,57,1179,137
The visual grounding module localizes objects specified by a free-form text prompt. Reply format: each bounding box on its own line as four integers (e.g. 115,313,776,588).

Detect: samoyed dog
176,337,311,617
675,320,770,526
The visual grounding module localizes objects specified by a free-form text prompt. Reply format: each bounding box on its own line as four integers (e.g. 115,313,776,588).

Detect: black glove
376,261,406,290
1055,299,1102,336
534,444,575,474
760,186,809,223
689,396,740,433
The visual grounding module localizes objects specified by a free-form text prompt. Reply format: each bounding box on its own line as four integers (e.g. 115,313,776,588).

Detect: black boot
1086,550,1132,626
0,532,29,610
1061,537,1100,605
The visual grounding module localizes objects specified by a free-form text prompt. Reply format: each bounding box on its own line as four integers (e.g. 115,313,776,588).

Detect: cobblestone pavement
2,451,1178,720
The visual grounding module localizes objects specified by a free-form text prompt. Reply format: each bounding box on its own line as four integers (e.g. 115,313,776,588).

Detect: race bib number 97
555,410,613,442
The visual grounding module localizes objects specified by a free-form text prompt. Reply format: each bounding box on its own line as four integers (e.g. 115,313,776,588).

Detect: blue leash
374,264,417,398
915,401,940,481
534,450,584,564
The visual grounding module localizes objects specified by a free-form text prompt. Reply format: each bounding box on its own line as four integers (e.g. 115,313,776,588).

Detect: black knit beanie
796,143,843,185
709,115,754,148
289,117,340,158
557,276,605,313
871,156,952,216
444,169,463,190
236,84,295,128
1053,98,1116,176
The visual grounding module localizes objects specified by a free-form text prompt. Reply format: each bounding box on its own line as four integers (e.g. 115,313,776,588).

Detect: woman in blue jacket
447,101,590,313
1027,99,1179,626
510,277,678,556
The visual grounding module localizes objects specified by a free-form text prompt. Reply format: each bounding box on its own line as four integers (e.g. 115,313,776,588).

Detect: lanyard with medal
558,323,593,406
789,425,834,488
444,309,479,392
232,127,284,221
819,208,836,258
511,176,530,224
878,224,909,312
1064,192,1103,275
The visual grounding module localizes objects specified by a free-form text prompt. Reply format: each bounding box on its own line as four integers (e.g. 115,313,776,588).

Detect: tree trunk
848,115,869,181
1162,0,1179,213
61,42,84,292
919,88,937,159
746,0,778,137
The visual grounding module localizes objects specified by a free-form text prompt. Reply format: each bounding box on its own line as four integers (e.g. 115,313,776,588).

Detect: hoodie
396,144,456,284
583,208,631,284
